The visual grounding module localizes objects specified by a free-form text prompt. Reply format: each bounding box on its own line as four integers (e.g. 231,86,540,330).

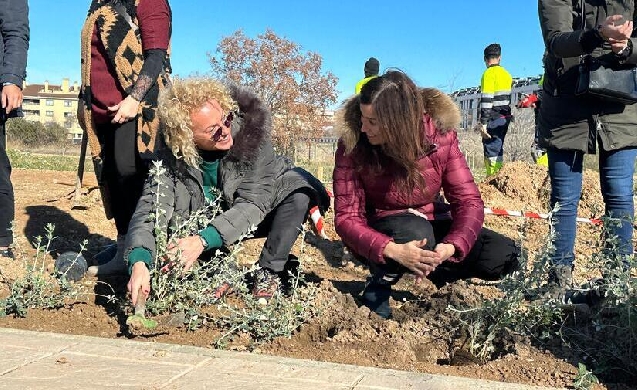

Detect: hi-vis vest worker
479,43,513,177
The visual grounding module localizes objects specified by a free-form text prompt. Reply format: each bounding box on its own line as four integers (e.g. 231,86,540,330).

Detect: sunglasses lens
224,112,233,128
212,127,223,142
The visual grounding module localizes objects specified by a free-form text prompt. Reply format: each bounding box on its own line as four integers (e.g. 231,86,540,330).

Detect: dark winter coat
333,88,484,265
538,0,637,153
125,84,329,260
0,0,29,87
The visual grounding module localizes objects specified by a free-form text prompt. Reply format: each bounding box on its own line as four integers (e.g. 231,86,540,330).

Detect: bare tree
209,29,339,155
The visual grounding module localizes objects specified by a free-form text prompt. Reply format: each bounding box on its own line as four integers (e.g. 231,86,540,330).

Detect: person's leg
251,190,310,298
426,220,519,288
363,213,435,318
89,121,147,275
110,120,148,235
0,122,14,256
483,117,507,176
255,190,311,273
546,148,584,294
598,147,637,265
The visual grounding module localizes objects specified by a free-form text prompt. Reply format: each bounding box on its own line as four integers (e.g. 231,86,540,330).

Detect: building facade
22,78,82,143
452,75,542,129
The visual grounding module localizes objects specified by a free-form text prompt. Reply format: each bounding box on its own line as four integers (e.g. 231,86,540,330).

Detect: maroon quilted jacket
333,88,484,265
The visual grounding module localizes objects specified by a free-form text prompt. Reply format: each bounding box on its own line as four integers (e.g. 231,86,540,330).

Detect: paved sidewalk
0,328,561,390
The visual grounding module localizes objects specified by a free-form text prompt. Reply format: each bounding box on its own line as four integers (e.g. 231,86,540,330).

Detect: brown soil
0,163,634,389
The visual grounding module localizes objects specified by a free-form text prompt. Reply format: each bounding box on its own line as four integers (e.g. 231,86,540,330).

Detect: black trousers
97,120,148,235
253,190,311,273
0,122,13,247
366,213,519,287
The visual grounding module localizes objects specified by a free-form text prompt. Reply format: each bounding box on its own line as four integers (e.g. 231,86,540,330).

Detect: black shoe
0,247,14,260
252,268,282,300
361,277,393,319
543,264,573,302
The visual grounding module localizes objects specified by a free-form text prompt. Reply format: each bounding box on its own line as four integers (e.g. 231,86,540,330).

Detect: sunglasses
211,112,234,142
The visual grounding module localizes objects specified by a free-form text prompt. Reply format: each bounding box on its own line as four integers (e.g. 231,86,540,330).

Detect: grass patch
7,149,93,172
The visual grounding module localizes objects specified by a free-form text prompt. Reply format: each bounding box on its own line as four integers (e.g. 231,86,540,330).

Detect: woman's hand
108,95,140,124
167,235,205,272
599,15,633,45
127,262,150,306
383,239,445,277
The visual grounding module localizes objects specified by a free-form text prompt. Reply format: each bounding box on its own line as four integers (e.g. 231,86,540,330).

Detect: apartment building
452,75,542,129
22,78,82,143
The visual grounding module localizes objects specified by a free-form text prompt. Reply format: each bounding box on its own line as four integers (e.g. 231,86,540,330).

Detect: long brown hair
356,70,429,194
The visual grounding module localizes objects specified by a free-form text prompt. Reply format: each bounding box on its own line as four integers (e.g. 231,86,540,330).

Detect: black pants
97,120,148,235
0,122,13,247
366,213,519,287
253,190,311,273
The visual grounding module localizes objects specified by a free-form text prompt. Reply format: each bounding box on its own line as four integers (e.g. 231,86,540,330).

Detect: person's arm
109,0,170,123
479,70,495,125
332,142,392,264
128,0,170,101
125,160,176,272
0,0,29,86
439,131,485,262
209,149,276,245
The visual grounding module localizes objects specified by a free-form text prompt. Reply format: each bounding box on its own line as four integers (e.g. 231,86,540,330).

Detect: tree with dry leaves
208,29,338,155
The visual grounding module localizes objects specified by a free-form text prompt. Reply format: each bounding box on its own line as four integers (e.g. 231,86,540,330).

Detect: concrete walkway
0,328,561,390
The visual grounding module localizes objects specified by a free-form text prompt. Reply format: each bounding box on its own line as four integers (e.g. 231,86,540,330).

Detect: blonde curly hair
158,77,238,167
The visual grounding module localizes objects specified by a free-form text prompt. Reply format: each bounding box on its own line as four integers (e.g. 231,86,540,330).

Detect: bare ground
0,162,634,389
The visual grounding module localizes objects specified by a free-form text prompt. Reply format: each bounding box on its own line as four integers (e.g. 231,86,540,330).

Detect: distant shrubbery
6,118,67,147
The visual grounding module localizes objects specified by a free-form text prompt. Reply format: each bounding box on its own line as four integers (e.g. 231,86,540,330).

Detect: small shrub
139,161,319,345
0,224,87,317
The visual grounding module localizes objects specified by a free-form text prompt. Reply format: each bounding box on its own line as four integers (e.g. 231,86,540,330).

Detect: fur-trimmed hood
335,88,461,153
224,83,273,168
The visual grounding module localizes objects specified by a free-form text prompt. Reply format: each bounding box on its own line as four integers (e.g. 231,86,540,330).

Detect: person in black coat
125,77,329,304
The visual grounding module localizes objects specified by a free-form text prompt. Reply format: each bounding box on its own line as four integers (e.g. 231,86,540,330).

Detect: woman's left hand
109,95,140,124
167,235,205,272
414,243,455,284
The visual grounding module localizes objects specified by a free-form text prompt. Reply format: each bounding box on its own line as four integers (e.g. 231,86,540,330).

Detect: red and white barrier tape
484,207,602,225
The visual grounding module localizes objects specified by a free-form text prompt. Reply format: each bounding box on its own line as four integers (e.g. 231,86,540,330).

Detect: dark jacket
333,89,484,265
538,0,637,153
125,84,329,260
0,0,29,87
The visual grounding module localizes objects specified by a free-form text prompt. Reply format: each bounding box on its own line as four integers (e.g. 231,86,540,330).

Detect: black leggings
365,213,519,287
97,120,148,235
0,123,13,247
253,190,311,273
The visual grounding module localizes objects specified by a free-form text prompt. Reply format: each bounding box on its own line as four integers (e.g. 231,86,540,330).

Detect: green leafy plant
573,363,599,390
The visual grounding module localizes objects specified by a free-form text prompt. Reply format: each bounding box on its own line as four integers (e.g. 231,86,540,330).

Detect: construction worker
476,43,513,176
355,57,380,94
516,75,548,167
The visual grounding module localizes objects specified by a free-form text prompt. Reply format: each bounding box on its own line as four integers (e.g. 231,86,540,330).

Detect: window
64,100,73,107
46,110,54,117
46,99,54,106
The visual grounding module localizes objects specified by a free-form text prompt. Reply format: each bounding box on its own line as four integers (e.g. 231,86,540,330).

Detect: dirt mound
479,161,605,219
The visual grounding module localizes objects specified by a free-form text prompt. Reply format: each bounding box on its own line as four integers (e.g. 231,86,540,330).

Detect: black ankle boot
361,277,392,319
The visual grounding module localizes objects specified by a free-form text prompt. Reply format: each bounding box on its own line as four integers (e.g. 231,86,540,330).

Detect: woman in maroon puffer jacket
333,70,519,318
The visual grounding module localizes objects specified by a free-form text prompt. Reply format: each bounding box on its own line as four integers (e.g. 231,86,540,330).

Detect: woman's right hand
599,15,633,43
383,239,444,277
127,262,150,306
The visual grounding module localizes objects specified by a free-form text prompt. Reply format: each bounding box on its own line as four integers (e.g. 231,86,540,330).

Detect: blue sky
28,0,544,104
